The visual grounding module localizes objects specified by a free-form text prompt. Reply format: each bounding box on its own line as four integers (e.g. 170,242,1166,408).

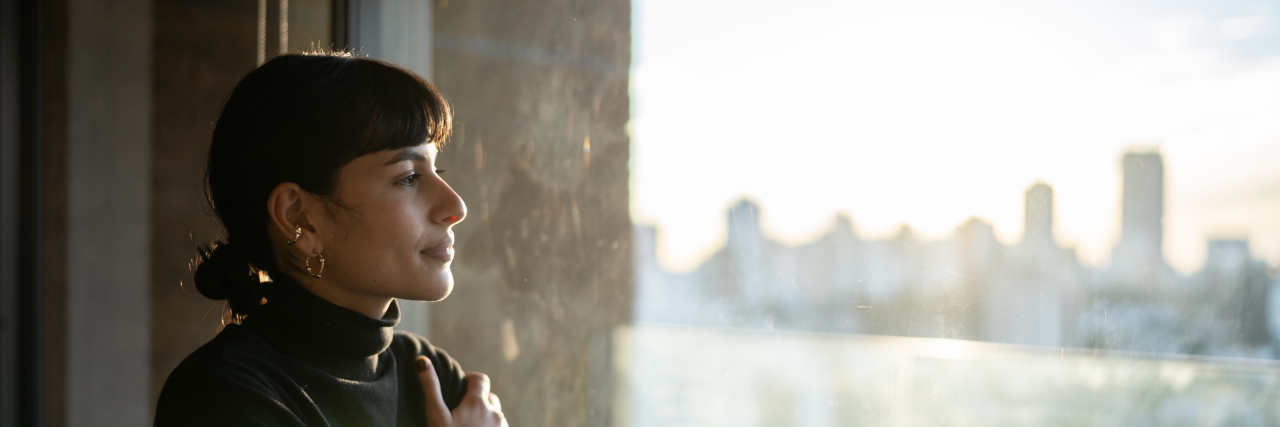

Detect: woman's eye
398,173,423,187
435,169,446,174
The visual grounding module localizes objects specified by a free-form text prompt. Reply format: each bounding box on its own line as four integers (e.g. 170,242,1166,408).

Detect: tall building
1110,150,1167,286
984,182,1084,347
722,200,787,308
1201,240,1271,348
1023,182,1054,248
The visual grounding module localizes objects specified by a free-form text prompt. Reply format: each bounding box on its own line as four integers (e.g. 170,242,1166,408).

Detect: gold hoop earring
306,252,324,278
287,226,301,246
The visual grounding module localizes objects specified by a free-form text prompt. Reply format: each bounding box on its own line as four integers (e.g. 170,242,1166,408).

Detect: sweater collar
244,275,400,379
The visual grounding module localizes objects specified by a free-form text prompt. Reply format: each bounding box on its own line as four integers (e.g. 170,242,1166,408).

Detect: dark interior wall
429,1,633,426
65,0,152,422
149,0,258,411
41,0,68,424
290,0,332,51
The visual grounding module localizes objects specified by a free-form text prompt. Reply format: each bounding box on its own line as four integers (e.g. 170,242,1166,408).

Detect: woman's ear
267,182,322,255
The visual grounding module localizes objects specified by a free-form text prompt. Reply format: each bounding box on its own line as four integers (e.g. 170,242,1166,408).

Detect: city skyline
640,149,1249,278
635,148,1276,359
637,146,1275,275
631,0,1280,274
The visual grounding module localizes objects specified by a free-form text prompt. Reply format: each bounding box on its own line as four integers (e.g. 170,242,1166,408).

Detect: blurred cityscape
633,148,1280,359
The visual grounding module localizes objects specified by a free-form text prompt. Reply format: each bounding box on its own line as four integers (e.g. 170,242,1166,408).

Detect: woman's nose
433,181,467,225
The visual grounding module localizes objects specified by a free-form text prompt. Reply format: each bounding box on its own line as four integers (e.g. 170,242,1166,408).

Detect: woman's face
311,142,466,305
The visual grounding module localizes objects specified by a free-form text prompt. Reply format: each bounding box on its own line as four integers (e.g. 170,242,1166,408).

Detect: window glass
625,0,1280,425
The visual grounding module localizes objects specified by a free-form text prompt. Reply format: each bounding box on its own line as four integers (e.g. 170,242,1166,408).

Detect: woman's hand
416,356,509,427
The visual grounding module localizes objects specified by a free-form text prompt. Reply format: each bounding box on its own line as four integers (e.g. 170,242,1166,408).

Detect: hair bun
193,241,264,316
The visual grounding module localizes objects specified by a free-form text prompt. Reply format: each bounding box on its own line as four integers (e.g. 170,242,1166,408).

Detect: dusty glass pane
625,0,1280,424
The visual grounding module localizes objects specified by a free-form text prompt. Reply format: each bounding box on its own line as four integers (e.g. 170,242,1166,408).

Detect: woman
154,52,507,427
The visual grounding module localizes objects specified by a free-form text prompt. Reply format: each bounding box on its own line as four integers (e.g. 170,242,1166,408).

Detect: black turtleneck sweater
154,278,467,427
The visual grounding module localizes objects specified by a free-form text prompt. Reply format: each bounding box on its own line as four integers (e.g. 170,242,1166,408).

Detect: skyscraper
1110,150,1166,285
1023,182,1054,248
982,181,1083,347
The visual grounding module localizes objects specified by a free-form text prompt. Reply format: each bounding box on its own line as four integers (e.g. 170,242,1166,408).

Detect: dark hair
193,52,452,319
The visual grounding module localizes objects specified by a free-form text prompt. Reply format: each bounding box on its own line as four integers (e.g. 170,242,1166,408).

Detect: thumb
416,356,451,427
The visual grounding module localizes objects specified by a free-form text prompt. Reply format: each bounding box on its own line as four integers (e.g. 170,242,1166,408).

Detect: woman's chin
424,283,453,302
416,273,454,302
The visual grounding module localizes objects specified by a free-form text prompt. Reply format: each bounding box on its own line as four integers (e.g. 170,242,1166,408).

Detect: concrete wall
66,0,152,424
430,1,633,426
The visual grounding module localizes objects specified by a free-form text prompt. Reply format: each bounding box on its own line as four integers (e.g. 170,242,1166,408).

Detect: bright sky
630,0,1280,273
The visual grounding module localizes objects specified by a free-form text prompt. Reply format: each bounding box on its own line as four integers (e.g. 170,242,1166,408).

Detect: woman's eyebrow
383,149,427,166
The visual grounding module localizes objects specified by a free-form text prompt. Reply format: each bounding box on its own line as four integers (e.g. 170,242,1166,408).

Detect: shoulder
161,324,275,385
154,325,305,427
389,331,464,373
389,331,443,355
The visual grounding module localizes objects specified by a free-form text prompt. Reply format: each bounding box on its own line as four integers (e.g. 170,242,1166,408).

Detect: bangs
343,59,453,154
219,53,456,196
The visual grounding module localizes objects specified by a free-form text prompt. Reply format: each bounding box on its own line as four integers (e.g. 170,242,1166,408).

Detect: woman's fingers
488,393,502,412
422,370,503,427
452,372,506,426
415,356,452,427
464,372,492,402
489,393,509,426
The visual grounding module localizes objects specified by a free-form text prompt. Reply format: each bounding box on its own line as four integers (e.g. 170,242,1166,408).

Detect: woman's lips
423,238,455,262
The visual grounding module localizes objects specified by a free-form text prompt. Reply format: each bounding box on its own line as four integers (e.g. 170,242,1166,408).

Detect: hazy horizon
630,0,1280,274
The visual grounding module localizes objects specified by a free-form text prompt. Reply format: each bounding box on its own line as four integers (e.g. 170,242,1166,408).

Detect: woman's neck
282,271,395,319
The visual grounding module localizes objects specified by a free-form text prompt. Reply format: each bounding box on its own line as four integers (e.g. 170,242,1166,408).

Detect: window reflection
616,326,1280,426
